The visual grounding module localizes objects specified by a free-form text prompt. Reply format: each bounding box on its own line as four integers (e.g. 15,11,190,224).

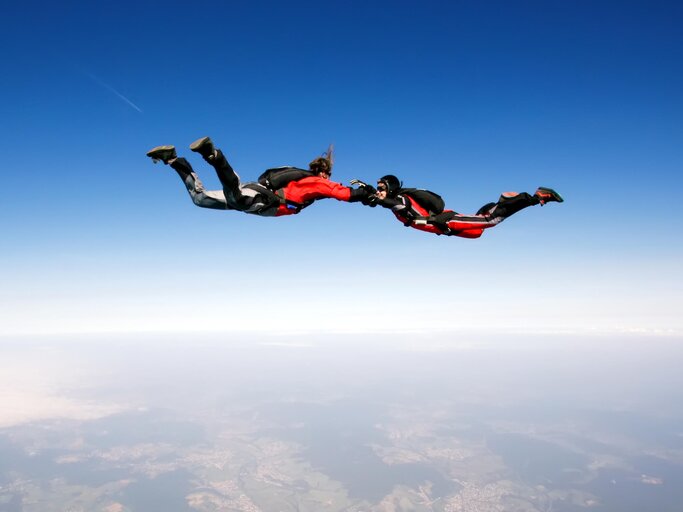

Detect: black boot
534,187,564,205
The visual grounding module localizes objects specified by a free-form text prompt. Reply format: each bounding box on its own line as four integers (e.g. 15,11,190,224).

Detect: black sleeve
348,187,370,203
375,196,402,209
377,195,411,213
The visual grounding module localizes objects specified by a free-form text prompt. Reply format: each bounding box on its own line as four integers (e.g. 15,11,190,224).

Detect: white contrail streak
85,72,143,113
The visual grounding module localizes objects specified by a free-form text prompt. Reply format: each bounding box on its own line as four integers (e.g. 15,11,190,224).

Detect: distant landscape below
1,333,682,511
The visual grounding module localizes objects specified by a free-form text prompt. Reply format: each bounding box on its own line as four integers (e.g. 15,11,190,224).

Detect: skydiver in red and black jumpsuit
147,138,369,216
353,175,563,238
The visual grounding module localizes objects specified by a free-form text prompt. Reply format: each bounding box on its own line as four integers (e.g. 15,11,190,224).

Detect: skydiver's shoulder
296,176,348,187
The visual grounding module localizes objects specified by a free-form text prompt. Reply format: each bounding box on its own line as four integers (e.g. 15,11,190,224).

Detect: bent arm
377,195,412,214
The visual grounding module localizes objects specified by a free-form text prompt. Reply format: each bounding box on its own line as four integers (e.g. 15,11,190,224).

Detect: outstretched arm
349,179,378,206
282,176,370,203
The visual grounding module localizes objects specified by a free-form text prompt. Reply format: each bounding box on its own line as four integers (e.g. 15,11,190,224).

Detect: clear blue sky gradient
1,1,682,336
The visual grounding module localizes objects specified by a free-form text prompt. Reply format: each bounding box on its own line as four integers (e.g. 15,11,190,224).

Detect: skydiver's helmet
309,144,334,177
377,174,402,197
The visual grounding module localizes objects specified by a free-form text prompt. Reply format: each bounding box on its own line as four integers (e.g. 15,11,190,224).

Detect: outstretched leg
190,137,252,210
147,145,228,210
484,191,540,219
430,188,562,238
485,187,563,219
189,137,280,215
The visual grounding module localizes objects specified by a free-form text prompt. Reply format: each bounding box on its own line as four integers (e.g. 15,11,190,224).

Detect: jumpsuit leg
437,192,540,237
201,150,255,211
170,157,228,210
487,192,540,219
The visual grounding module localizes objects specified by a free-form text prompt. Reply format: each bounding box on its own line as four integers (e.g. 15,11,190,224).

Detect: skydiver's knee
189,192,216,209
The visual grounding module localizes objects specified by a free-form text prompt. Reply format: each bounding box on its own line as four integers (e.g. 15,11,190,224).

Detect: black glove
350,178,377,205
402,210,417,226
351,179,376,193
363,184,377,195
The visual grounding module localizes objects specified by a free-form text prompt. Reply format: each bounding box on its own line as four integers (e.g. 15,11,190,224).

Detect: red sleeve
282,177,352,203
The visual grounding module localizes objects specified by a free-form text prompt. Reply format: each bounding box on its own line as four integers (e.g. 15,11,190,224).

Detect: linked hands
350,179,379,206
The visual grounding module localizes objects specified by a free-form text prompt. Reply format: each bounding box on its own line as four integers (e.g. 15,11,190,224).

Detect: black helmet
377,174,402,197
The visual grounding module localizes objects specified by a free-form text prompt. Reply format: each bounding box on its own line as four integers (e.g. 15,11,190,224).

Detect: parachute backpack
258,166,312,190
257,144,334,190
399,188,446,215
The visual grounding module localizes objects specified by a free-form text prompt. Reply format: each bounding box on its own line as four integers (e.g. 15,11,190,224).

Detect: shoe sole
146,145,176,163
190,136,213,152
146,145,175,157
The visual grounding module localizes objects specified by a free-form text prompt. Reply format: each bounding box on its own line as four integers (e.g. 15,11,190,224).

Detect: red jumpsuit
385,192,539,238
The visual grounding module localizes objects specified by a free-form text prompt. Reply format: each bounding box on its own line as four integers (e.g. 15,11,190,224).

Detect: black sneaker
189,136,216,158
146,145,177,164
535,187,564,205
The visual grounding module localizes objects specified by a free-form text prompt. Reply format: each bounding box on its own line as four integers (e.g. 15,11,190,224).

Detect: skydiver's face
376,182,388,200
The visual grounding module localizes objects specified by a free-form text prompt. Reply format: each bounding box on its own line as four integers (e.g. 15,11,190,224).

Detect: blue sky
1,1,681,337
